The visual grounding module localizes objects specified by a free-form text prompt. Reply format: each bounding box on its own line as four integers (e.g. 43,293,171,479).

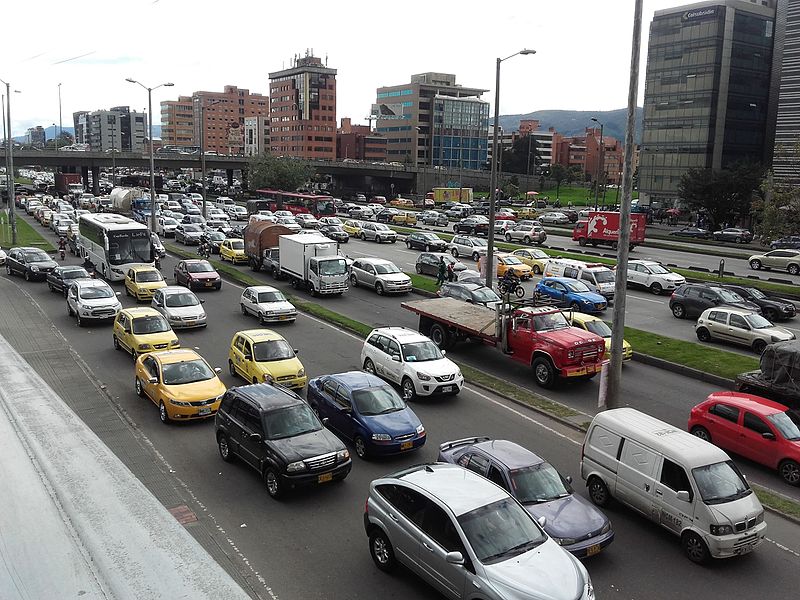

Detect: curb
631,352,736,389
761,503,800,527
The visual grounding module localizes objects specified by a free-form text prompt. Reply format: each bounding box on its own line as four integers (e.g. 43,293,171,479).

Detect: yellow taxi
496,253,533,280
516,206,539,219
342,220,363,236
219,238,248,264
511,248,549,274
134,348,226,424
41,210,55,226
113,307,180,359
228,329,307,389
391,211,418,226
124,265,167,301
389,198,415,208
568,312,633,362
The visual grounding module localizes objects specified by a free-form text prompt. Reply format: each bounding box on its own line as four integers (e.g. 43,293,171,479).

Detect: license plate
735,542,755,555
205,281,213,287
198,408,211,416
586,544,602,557
572,367,587,377
279,315,290,320
318,472,333,483
185,320,196,325
400,441,413,451
440,385,453,393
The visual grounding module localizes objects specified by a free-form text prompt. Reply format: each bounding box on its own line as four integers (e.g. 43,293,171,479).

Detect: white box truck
278,233,349,296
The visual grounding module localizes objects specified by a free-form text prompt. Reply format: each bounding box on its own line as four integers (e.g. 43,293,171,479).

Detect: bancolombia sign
683,7,717,21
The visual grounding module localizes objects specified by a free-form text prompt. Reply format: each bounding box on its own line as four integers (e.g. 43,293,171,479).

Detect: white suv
360,327,463,400
448,235,487,261
626,259,686,295
66,279,122,327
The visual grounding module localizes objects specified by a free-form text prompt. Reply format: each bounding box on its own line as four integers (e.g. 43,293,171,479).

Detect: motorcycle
497,277,525,299
58,238,66,261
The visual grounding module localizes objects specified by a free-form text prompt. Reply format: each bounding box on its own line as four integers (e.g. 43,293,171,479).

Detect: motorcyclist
500,268,520,294
58,237,67,260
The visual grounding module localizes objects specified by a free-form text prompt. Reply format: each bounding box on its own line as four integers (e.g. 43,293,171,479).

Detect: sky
1,0,684,137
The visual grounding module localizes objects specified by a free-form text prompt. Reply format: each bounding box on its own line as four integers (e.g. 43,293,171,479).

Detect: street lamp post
126,78,174,233
57,83,62,150
486,49,536,290
1,78,19,244
198,97,224,219
591,117,604,211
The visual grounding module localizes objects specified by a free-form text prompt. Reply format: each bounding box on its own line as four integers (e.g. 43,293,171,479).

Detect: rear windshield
187,262,215,273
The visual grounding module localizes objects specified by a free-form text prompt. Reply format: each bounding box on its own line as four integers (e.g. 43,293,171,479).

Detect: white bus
78,213,154,281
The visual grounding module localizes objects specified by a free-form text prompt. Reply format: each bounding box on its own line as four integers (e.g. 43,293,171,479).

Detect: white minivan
544,258,616,301
580,408,766,564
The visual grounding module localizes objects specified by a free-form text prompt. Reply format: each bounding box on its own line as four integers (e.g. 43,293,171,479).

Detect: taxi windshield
136,271,163,283
230,240,244,250
584,320,612,337
162,359,214,385
253,339,295,362
131,315,170,334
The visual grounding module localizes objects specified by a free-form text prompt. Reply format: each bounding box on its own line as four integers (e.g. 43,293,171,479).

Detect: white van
544,258,616,300
580,408,766,564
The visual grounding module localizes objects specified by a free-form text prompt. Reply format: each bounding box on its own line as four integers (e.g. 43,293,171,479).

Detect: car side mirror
537,516,547,528
243,354,252,361
123,327,131,334
565,475,573,484
214,367,222,373
445,551,465,566
115,291,122,296
249,432,262,443
762,432,776,441
294,349,300,355
200,299,205,304
391,354,401,362
148,376,158,384
676,490,691,502
440,350,446,356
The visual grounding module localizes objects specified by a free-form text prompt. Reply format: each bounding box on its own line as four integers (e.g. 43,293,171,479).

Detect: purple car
438,437,614,558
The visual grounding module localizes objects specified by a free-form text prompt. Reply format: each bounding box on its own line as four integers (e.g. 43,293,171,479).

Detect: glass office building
639,0,778,207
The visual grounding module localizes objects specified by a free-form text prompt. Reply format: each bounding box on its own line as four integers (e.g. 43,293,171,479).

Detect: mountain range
498,107,644,144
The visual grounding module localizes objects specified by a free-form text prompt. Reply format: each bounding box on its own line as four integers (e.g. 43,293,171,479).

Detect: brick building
552,127,624,185
161,97,194,147
336,118,387,161
268,53,337,160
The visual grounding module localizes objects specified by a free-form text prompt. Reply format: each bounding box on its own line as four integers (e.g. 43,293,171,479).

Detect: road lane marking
628,296,665,305
765,537,800,558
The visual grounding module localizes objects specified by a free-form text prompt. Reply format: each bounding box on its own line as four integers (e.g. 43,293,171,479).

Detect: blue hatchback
307,371,426,459
535,276,607,313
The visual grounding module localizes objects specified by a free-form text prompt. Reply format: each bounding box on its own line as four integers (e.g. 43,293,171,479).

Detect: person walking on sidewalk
436,257,447,286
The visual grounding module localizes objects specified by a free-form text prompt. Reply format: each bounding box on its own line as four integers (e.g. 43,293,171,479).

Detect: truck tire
429,324,450,349
578,238,587,247
532,356,556,388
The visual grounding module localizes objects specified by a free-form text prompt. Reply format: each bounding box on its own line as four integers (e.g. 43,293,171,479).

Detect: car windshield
584,320,612,337
532,312,571,331
352,387,405,415
472,287,501,303
421,233,438,240
716,289,744,303
264,404,322,440
209,232,225,241
692,461,751,505
320,258,347,276
400,340,444,362
136,270,163,283
79,286,114,299
458,497,546,564
325,226,345,233
649,264,670,274
374,263,401,275
163,218,178,226
187,262,215,273
184,225,202,232
594,271,615,283
257,290,286,303
510,462,572,504
326,218,342,225
162,359,215,385
766,410,800,441
165,292,200,307
472,238,488,247
253,339,295,362
229,240,244,250
565,281,592,293
23,250,51,262
63,268,89,279
131,315,171,334
745,313,774,329
747,287,767,299
503,257,523,265
375,224,390,231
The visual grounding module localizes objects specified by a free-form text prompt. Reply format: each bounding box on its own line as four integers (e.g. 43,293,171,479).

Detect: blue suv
535,276,608,313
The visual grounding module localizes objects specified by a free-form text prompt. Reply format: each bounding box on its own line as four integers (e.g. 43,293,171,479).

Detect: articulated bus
252,189,336,218
78,213,154,281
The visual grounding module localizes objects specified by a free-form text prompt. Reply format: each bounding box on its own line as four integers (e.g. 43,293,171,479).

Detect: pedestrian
436,257,446,286
446,261,455,282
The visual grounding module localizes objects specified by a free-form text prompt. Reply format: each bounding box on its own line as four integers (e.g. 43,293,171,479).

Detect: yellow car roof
151,348,204,365
570,312,602,326
224,238,244,243
236,329,286,343
121,307,162,318
129,265,160,273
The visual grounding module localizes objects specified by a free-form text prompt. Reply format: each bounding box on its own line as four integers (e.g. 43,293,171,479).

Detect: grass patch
287,296,374,338
408,273,439,293
0,214,55,251
752,484,800,521
623,327,758,380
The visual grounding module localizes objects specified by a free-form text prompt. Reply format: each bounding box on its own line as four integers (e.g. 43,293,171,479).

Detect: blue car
307,371,426,459
438,437,614,558
535,276,607,313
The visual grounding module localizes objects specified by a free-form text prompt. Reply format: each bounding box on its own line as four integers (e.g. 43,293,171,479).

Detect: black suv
5,246,58,281
452,217,488,236
215,384,352,499
405,231,447,252
720,284,797,321
375,208,399,223
669,283,761,320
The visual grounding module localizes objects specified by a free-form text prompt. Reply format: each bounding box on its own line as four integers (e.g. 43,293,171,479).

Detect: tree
677,161,765,229
752,173,800,243
248,153,313,192
550,164,568,199
501,135,541,175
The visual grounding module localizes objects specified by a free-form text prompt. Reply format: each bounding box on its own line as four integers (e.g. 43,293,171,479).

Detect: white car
188,193,203,204
240,285,297,323
626,259,686,295
0,248,6,265
539,212,570,224
360,327,463,400
229,206,248,220
208,208,230,221
295,213,319,229
66,279,122,327
206,219,233,235
276,216,302,233
151,286,207,329
53,217,75,237
166,200,182,212
273,210,294,219
349,258,412,295
157,217,180,237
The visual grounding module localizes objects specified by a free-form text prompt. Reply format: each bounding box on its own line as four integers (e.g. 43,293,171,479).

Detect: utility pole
605,0,644,410
57,83,63,150
1,79,18,244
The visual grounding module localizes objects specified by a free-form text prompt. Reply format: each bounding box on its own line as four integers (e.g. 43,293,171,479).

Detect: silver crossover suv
364,463,594,600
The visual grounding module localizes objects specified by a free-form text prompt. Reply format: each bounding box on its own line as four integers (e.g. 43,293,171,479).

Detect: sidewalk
0,275,255,599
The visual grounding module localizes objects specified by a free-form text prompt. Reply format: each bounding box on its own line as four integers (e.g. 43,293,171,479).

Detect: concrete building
71,106,147,152
374,72,489,169
268,53,337,160
772,0,800,185
336,118,387,161
244,116,271,157
639,0,779,206
161,97,194,147
25,126,46,147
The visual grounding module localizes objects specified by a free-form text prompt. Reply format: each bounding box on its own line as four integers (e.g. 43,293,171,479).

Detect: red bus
252,190,336,218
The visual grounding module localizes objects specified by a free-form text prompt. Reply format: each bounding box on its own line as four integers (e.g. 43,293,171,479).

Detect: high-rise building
161,96,194,147
268,53,337,160
244,116,271,157
771,0,800,184
374,72,489,169
336,118,387,162
25,126,46,147
639,0,779,207
71,106,147,152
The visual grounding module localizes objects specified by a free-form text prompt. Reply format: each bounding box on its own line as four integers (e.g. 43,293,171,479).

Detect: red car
173,259,222,291
688,392,800,485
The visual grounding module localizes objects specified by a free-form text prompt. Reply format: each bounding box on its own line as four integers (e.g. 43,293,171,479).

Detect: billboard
371,103,406,120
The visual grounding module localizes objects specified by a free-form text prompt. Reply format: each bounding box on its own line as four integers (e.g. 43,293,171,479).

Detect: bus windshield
108,230,153,265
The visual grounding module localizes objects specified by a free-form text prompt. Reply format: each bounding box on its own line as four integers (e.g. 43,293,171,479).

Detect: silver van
580,408,766,563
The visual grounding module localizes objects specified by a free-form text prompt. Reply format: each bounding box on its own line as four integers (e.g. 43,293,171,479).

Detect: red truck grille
578,345,599,360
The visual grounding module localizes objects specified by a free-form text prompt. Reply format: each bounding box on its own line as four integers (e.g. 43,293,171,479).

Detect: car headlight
138,344,151,350
416,372,432,381
30,265,39,272
600,521,612,534
169,398,192,407
772,335,788,342
297,368,305,378
553,537,577,546
337,449,350,462
416,424,425,436
372,433,392,441
170,339,180,346
286,461,307,473
263,373,274,383
567,350,575,359
710,524,734,536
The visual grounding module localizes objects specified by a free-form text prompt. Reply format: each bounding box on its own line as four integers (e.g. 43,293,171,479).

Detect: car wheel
375,282,384,296
228,360,237,377
690,426,712,443
218,433,234,463
369,529,397,573
735,236,742,244
789,264,800,276
113,334,121,351
569,301,581,311
376,235,382,243
752,339,767,354
159,401,171,424
252,377,259,385
360,232,366,240
779,459,800,486
24,270,31,282
451,248,459,258
350,273,359,287
354,436,368,460
523,236,531,244
696,327,712,342
240,303,248,316
47,282,54,292
750,259,762,270
532,265,541,275
135,377,145,398
5,264,10,275
363,358,376,374
424,244,431,252
587,476,611,507
401,377,416,401
259,312,268,325
405,241,412,249
671,303,686,319
415,264,422,274
264,468,282,499
472,252,480,261
532,356,556,388
682,531,710,564
649,282,663,295
131,350,138,362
